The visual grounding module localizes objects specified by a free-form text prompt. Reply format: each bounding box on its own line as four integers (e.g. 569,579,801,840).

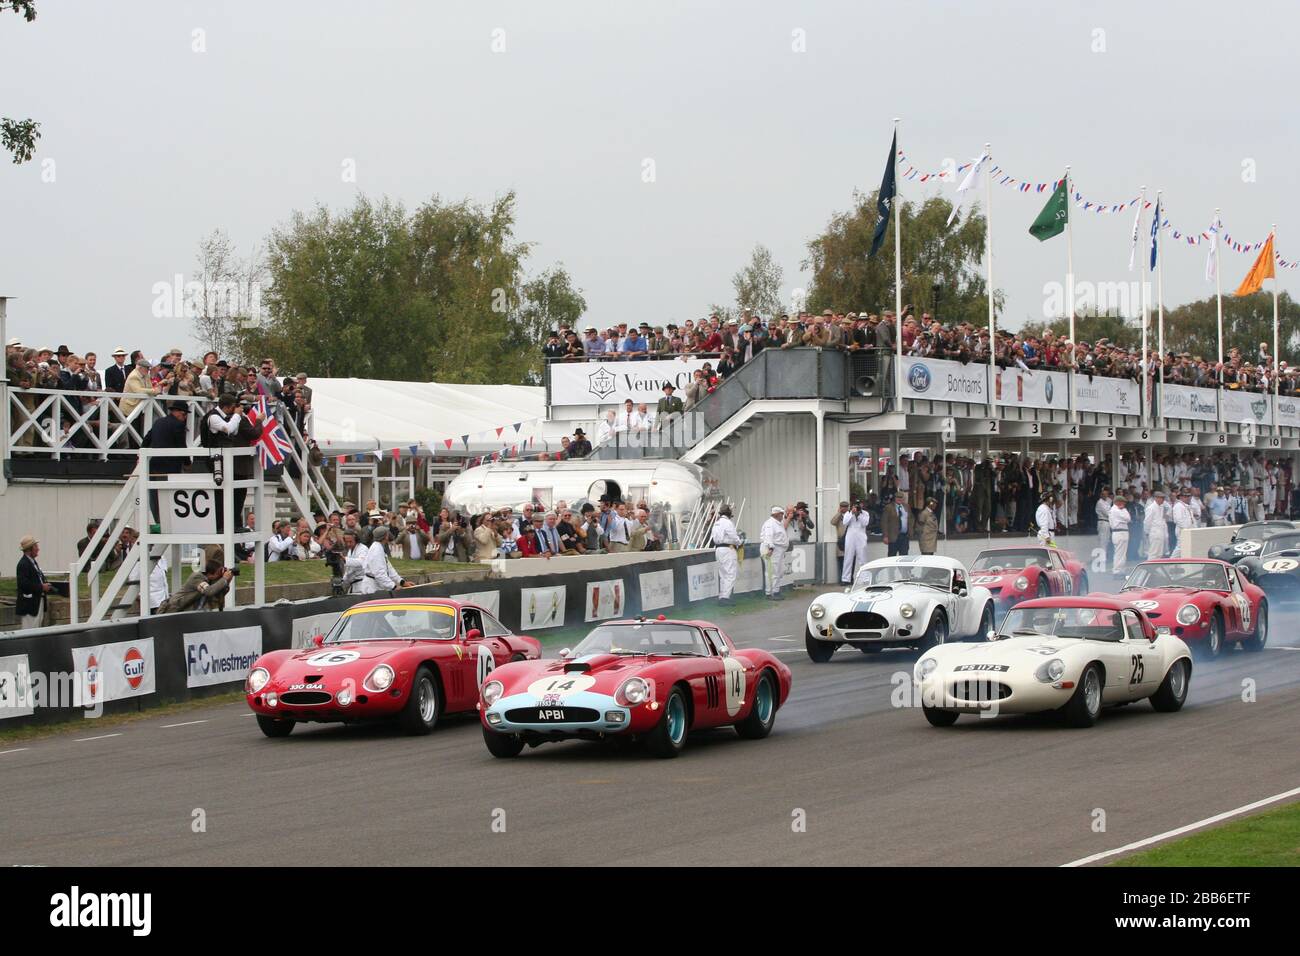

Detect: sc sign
161,488,217,534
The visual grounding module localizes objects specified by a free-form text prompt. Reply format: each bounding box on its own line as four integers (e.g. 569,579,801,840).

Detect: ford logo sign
907,363,932,393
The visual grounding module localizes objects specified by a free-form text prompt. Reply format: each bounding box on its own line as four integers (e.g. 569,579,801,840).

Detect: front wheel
256,715,295,738
1242,602,1268,652
923,705,959,727
918,612,948,652
735,671,777,739
1078,573,1090,596
1061,663,1103,728
805,628,837,663
482,725,525,758
1150,658,1190,712
974,602,994,641
1036,576,1049,598
644,686,689,758
1195,611,1223,661
399,666,441,735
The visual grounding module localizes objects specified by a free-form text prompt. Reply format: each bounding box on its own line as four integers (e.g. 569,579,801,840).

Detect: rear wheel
805,628,837,663
1195,611,1223,661
1061,663,1103,728
1150,658,1190,712
923,705,959,727
1242,602,1268,652
918,612,948,651
481,724,525,758
256,715,295,738
735,671,777,739
644,686,689,758
399,666,441,735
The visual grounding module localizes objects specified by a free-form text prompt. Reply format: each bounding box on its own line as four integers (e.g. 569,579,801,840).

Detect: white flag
1128,201,1143,271
946,152,988,227
1205,215,1220,282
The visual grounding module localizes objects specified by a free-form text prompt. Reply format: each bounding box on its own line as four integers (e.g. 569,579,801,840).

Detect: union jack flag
246,397,293,468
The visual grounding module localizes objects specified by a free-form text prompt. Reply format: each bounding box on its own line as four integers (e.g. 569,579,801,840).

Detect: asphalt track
3,576,1298,866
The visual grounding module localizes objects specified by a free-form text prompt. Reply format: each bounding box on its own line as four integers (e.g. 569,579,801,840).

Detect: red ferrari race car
969,545,1088,613
479,616,793,758
246,598,541,737
1118,558,1268,660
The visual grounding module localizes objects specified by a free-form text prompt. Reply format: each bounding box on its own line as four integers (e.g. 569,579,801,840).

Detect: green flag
1028,177,1069,241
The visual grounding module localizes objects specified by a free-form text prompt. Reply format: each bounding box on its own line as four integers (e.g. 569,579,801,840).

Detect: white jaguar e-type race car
805,556,996,661
912,595,1193,728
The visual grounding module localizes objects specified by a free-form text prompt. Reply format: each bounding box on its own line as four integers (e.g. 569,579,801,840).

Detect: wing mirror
312,634,325,647
957,588,968,598
466,628,483,641
558,647,572,659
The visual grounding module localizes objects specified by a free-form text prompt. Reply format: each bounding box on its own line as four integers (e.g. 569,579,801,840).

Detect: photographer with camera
160,559,234,613
840,499,872,584
199,392,264,531
436,514,470,563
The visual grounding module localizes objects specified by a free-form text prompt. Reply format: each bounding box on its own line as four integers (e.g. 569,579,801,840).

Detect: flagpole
1065,166,1075,421
985,142,995,415
1273,223,1280,427
1156,191,1165,406
1214,207,1224,431
1138,186,1149,427
893,117,904,405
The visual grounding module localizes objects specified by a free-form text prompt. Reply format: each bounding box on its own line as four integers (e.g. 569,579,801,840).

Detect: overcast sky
2,0,1295,362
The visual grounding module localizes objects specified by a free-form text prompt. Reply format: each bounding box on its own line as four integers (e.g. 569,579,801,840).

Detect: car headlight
247,667,270,694
917,657,938,678
900,603,915,618
617,677,651,706
482,680,504,707
1014,576,1030,592
364,664,395,693
1037,658,1065,683
1176,604,1202,626
810,603,826,620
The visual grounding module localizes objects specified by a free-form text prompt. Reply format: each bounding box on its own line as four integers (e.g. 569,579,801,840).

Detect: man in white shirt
595,409,618,446
1169,490,1193,558
711,505,743,603
605,502,632,553
341,531,370,594
1095,488,1112,569
1109,494,1131,574
840,503,872,583
1144,490,1169,559
760,505,791,600
129,553,170,613
266,521,295,561
364,526,405,592
1035,493,1057,544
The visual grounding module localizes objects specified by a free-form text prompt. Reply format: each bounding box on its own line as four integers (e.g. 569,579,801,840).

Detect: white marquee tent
307,378,566,456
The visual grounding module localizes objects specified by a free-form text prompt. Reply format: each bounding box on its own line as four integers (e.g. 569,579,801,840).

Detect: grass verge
1111,800,1300,866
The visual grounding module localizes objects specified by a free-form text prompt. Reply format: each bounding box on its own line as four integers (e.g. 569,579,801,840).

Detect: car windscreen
326,604,456,642
999,606,1124,642
1123,562,1227,591
971,550,1048,571
855,565,952,589
1261,534,1300,557
571,623,710,657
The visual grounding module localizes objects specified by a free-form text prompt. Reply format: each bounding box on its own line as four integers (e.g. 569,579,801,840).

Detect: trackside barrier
1181,523,1250,561
0,543,814,729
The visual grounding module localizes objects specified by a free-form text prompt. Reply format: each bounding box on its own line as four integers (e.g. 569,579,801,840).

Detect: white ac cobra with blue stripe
805,555,995,661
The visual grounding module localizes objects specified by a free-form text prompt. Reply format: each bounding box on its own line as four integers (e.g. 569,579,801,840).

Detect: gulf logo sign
123,646,146,690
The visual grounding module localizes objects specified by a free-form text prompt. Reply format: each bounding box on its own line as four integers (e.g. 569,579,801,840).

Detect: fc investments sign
550,359,712,406
184,625,263,688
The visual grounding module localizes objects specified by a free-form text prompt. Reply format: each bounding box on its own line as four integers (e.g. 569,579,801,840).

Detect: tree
2,2,40,165
803,190,1003,322
235,192,582,385
187,229,265,359
732,243,783,316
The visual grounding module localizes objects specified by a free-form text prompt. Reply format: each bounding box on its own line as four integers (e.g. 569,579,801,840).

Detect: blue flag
869,130,897,259
1149,198,1161,271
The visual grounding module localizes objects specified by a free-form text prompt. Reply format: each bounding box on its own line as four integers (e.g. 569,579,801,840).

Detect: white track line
1061,785,1300,867
74,733,122,743
0,748,29,756
160,720,209,729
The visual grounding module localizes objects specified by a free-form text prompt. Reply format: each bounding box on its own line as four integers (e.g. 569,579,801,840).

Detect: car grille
949,680,1013,702
836,611,890,630
280,691,333,706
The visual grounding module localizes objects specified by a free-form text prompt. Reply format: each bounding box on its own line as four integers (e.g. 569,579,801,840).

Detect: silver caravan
442,459,722,549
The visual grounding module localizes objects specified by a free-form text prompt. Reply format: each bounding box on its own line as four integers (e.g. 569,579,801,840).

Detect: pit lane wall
0,544,813,729
1180,524,1245,561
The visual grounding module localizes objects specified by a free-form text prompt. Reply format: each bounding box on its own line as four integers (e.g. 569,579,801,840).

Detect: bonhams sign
550,359,712,406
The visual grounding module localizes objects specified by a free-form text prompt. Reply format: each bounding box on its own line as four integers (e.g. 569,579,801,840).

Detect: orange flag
1234,233,1276,296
